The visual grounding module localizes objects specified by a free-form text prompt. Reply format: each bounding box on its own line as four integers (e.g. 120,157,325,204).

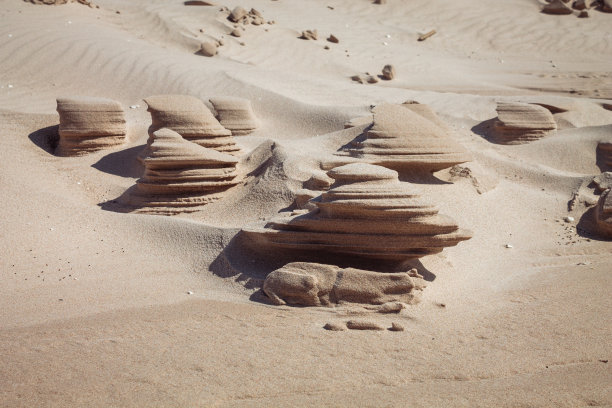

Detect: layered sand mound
597,142,612,170
129,128,240,213
243,163,472,261
144,95,239,155
336,104,471,172
56,96,126,156
594,189,612,238
263,262,425,307
492,102,557,144
209,97,259,135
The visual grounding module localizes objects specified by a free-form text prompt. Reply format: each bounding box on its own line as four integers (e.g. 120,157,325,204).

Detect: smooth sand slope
1,0,611,406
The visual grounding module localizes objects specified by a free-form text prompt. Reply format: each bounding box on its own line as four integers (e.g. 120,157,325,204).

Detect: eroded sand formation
143,94,239,156
56,96,126,156
243,163,472,262
594,189,612,237
209,97,259,135
492,102,557,144
335,103,471,172
129,128,240,213
263,262,426,307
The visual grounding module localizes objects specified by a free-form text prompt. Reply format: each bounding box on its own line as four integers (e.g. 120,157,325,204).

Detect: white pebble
382,41,388,46
7,84,13,88
385,34,391,38
505,244,513,248
129,105,139,109
8,34,12,38
564,216,575,223
67,21,72,24
187,291,194,295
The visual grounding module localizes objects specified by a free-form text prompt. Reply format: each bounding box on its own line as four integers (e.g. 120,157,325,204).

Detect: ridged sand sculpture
492,102,557,144
209,97,260,135
56,97,126,156
263,262,426,307
129,128,240,213
243,163,472,261
595,189,612,238
335,104,471,172
143,95,240,156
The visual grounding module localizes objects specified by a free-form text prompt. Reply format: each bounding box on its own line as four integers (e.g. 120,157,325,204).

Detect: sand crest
128,128,239,213
492,102,557,144
243,163,472,262
143,95,239,156
209,97,259,135
55,96,126,156
336,104,471,172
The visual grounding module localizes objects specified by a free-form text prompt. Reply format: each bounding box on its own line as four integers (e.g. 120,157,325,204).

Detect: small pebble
564,216,575,223
389,322,405,332
323,322,346,331
129,105,140,109
187,291,194,295
505,244,513,248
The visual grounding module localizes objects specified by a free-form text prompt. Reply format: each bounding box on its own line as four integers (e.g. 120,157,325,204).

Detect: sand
1,0,611,406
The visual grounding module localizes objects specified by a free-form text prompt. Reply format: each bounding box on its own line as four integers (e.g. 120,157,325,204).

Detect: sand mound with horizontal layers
56,96,126,156
594,189,612,238
336,104,471,172
209,97,260,135
263,262,425,306
129,128,240,213
492,102,557,144
243,163,472,262
143,95,239,155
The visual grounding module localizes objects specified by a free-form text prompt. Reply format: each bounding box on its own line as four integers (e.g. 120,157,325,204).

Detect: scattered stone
230,28,242,37
418,29,436,41
129,105,139,109
199,41,217,57
542,0,573,14
346,320,385,331
578,10,589,17
228,6,247,22
505,244,513,248
376,302,405,314
389,322,405,331
187,291,194,295
374,0,386,4
381,64,395,80
299,30,318,40
323,322,346,331
564,216,575,223
572,0,597,10
324,45,330,50
327,34,339,43
184,0,215,5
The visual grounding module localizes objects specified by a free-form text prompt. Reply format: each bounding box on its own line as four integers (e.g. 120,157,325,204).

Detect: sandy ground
1,0,611,406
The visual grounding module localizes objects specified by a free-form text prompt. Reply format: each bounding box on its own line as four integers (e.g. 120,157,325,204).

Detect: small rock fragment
200,41,217,57
418,29,436,41
374,0,386,4
346,320,385,331
187,291,194,295
228,6,247,22
381,64,395,80
376,302,405,314
578,10,589,17
564,216,575,223
505,244,513,248
327,34,339,43
323,322,346,331
389,322,405,331
231,28,242,37
299,30,318,40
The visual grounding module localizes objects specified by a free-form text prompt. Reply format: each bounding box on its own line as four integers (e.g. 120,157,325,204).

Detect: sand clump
209,97,259,135
336,104,471,172
244,163,472,262
129,128,240,213
346,320,385,331
542,0,574,14
381,64,395,80
299,30,318,40
594,189,612,237
492,102,557,144
262,262,425,307
143,94,239,156
55,96,126,156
